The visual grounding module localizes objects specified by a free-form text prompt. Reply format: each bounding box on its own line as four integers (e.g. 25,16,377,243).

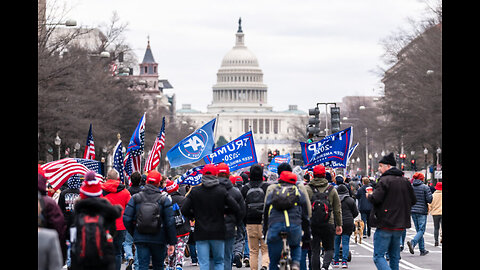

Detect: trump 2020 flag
176,165,205,186
267,153,291,173
167,118,216,168
300,126,353,169
124,113,146,176
203,131,257,172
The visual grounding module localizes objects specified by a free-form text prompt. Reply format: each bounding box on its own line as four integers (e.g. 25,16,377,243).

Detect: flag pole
213,113,219,148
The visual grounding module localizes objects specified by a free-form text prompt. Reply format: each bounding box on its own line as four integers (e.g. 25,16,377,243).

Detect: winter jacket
265,178,312,218
367,167,416,230
305,177,342,226
355,184,373,212
181,175,241,241
218,176,246,239
411,179,433,215
428,190,442,216
102,179,131,231
169,191,191,237
123,184,177,246
73,197,122,236
337,185,359,235
241,180,270,224
127,185,144,196
263,182,310,238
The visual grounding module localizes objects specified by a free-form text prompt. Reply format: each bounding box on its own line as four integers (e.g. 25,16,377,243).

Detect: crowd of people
38,152,442,270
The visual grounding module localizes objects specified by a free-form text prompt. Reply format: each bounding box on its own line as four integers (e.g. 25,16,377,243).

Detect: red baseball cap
202,164,218,176
216,163,230,175
146,170,162,185
279,171,297,184
313,165,326,177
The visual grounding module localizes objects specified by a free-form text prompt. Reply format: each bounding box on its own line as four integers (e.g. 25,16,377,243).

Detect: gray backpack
135,192,166,234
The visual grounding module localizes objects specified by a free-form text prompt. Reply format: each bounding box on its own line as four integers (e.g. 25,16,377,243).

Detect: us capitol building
177,19,307,164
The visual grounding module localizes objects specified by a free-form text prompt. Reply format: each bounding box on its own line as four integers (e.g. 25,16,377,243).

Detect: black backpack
271,184,300,211
72,213,113,266
135,192,166,234
245,183,266,219
310,184,334,226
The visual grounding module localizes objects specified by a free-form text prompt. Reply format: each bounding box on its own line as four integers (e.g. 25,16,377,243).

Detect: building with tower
177,19,307,164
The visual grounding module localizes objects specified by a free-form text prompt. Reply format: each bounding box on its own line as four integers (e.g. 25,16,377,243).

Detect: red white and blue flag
83,124,95,160
124,113,146,176
144,116,166,172
41,158,103,191
112,140,125,184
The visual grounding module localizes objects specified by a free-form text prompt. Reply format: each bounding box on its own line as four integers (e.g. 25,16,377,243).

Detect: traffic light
268,150,272,162
330,106,341,133
307,107,321,137
411,159,416,171
293,152,303,166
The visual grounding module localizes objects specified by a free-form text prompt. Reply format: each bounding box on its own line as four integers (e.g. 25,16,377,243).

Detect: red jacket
102,179,131,231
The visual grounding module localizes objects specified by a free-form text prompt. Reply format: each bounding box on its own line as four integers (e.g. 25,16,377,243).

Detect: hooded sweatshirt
411,179,433,215
102,179,131,231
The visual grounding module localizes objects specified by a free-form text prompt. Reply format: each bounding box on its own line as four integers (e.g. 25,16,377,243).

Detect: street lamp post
424,147,429,178
54,133,61,160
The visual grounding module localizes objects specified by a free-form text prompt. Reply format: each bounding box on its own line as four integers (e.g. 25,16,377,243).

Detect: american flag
144,116,166,172
41,158,103,191
176,165,205,186
83,124,95,160
112,140,125,184
124,113,146,176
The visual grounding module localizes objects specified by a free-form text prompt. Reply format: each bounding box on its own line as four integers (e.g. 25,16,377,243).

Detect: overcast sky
53,0,433,113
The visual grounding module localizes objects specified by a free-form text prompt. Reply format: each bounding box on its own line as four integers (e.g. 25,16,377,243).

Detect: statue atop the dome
237,17,243,33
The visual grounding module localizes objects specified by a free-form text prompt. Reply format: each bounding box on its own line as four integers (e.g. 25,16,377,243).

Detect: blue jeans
113,230,126,270
373,229,403,270
333,234,350,262
411,213,427,252
209,237,234,270
266,222,302,270
123,232,139,269
189,244,198,263
196,240,225,270
136,242,167,270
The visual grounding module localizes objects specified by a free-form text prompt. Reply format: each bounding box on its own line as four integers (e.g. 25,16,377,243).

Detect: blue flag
176,165,205,186
300,126,353,169
167,118,216,168
267,153,291,173
203,131,258,172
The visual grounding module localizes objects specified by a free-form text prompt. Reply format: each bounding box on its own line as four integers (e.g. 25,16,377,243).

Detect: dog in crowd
354,219,365,244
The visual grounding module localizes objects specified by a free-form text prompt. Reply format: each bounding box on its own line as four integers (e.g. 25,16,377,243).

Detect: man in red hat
123,170,177,270
304,164,342,270
181,163,241,270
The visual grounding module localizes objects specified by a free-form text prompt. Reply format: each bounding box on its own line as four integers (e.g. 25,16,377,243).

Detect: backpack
245,183,266,219
172,202,185,228
310,184,333,226
72,213,113,266
135,192,166,234
271,184,300,211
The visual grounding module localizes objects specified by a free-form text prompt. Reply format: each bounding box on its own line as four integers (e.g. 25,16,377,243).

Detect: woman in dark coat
332,184,359,268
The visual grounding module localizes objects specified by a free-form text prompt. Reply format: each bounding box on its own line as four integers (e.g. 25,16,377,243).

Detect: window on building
273,119,279,134
244,119,249,133
265,119,270,134
259,119,264,134
144,66,148,73
253,119,257,134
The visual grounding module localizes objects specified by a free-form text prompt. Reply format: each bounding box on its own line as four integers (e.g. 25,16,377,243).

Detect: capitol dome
208,18,271,113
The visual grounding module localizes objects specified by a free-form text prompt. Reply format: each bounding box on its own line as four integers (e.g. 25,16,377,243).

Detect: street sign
434,170,442,179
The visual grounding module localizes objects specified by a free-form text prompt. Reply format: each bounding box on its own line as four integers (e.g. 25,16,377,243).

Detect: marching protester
367,153,416,270
241,163,271,270
102,169,132,270
123,171,144,270
165,179,191,270
123,170,177,270
305,164,342,270
263,170,310,270
180,164,242,270
71,170,122,270
406,172,432,256
332,184,358,268
38,196,64,270
38,165,68,264
216,162,246,270
356,177,373,238
428,181,442,246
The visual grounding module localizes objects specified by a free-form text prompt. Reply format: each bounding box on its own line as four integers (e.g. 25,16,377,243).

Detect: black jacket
241,180,270,224
218,176,246,239
73,197,121,236
411,179,433,215
181,175,241,241
170,191,192,237
367,167,417,229
337,187,359,235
